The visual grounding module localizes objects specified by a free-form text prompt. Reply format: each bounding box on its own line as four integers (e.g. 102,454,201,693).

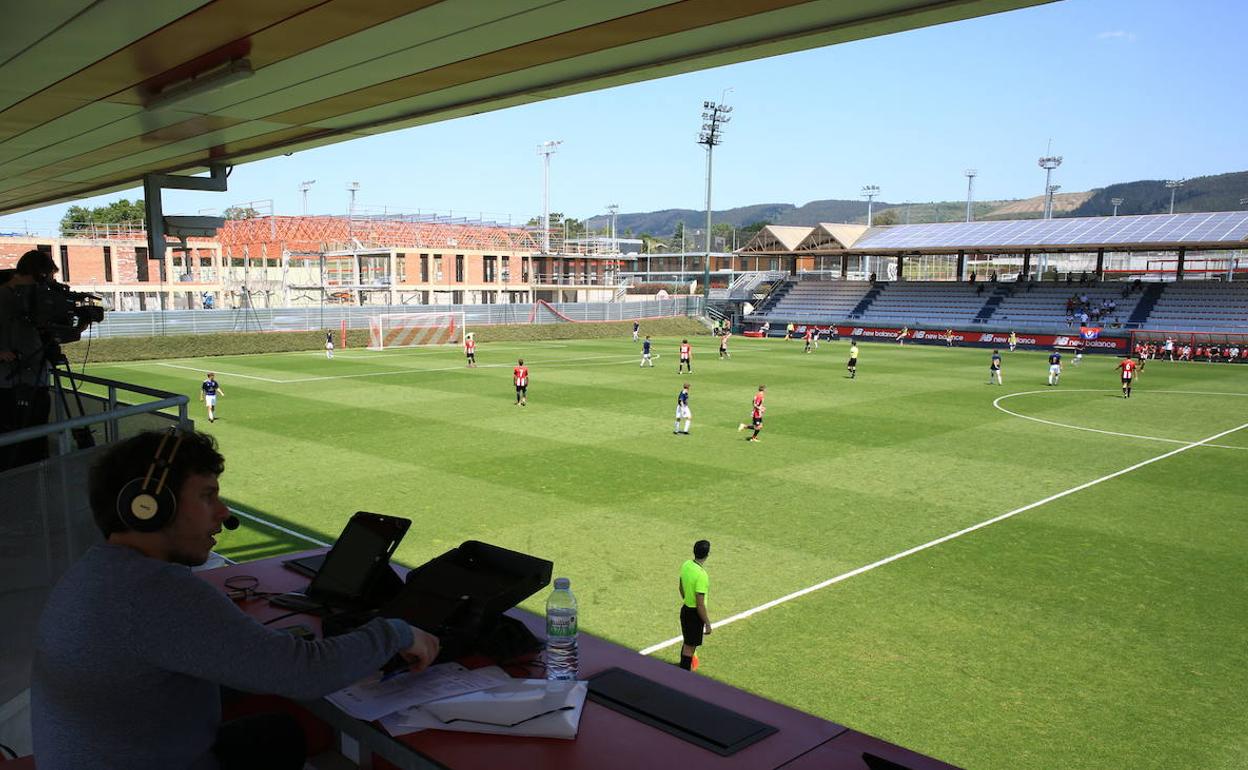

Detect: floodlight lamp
1110,197,1124,205
704,101,715,109
965,169,978,177
144,58,254,110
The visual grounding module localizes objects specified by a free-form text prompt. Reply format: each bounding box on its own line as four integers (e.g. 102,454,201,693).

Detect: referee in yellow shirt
678,540,712,671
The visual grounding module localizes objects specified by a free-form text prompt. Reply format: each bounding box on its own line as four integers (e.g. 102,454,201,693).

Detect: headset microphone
223,515,240,531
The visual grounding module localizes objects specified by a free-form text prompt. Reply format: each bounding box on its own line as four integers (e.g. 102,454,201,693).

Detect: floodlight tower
606,203,619,250
1165,179,1185,215
346,181,359,216
861,185,880,226
1111,197,1124,216
1046,184,1061,221
699,97,732,270
537,140,563,253
299,180,316,215
1038,154,1063,219
964,169,978,222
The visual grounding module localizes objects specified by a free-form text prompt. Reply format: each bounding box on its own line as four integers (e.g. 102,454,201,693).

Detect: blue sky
3,0,1245,232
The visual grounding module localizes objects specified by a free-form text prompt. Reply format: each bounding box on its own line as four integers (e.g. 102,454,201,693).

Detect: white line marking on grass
639,420,1248,656
280,353,657,383
153,363,286,383
993,389,1248,451
228,507,331,547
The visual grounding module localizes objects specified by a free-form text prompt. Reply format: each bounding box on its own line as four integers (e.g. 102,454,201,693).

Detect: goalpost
367,311,465,350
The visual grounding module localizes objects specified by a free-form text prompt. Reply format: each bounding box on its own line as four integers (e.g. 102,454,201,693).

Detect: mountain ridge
586,170,1248,237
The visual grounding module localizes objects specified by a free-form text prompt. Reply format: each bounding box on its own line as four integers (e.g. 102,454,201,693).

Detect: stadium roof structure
746,212,1248,255
0,0,1053,215
738,225,815,253
216,216,540,255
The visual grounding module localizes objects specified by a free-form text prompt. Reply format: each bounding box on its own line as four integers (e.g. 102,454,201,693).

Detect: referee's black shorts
680,605,704,647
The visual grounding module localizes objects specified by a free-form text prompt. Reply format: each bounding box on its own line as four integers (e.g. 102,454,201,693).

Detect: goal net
368,312,464,350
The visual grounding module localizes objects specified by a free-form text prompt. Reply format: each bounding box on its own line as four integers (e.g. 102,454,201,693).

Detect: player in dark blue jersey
200,373,224,422
632,321,640,342
673,383,691,435
1047,350,1062,386
988,350,1003,385
640,335,654,367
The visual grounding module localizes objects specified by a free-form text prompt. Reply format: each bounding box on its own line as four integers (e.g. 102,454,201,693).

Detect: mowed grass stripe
83,337,1247,770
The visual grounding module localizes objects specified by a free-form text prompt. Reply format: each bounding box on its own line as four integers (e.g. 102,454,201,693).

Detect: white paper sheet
326,663,511,721
380,679,587,740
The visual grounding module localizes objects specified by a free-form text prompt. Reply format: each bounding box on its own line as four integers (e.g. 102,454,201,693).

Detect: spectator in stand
969,270,977,284
1180,344,1192,361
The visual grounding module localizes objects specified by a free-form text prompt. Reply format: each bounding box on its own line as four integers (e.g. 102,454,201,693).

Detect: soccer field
85,335,1248,770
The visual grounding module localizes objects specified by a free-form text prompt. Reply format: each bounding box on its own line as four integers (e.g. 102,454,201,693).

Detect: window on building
396,253,406,282
103,246,113,282
455,255,464,283
59,245,70,281
434,255,443,282
135,247,150,281
483,256,496,282
420,253,429,282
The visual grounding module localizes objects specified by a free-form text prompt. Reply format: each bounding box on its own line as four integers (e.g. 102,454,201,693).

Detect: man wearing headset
31,429,440,770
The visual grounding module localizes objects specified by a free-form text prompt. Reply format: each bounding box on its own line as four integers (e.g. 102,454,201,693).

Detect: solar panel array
848,212,1248,251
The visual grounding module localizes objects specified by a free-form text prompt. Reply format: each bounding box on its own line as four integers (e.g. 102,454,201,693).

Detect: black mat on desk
587,667,777,756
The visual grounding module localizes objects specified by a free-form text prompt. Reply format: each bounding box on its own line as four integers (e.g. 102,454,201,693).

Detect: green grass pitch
84,335,1248,769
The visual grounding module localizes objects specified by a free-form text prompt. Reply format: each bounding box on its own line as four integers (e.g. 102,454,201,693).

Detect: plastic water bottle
545,577,579,680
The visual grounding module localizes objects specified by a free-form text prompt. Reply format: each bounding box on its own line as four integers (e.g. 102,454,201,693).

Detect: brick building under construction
0,215,624,311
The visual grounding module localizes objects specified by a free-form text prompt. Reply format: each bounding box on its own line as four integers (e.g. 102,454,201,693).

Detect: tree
223,206,259,220
672,221,686,250
59,198,146,236
872,209,900,226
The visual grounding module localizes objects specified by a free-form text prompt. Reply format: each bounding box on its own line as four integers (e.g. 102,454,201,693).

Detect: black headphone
115,429,185,533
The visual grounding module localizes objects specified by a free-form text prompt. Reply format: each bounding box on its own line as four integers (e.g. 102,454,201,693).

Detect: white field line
153,363,286,382
993,389,1248,451
639,419,1248,656
227,507,331,547
281,352,660,383
139,353,655,384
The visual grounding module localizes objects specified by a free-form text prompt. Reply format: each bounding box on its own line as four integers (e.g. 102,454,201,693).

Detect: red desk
199,551,959,770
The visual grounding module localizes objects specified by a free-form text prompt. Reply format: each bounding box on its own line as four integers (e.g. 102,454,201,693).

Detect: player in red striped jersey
737,385,766,442
464,333,477,368
513,359,528,406
678,339,693,374
1117,356,1137,399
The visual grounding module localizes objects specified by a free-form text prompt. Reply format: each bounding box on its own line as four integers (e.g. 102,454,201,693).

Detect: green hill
590,170,1248,239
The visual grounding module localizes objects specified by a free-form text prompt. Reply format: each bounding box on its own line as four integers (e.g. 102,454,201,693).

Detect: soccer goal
368,311,465,350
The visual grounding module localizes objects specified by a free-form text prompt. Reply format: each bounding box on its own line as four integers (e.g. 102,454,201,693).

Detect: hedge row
62,316,708,364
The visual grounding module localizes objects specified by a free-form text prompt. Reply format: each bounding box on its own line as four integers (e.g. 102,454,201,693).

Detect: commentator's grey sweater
32,543,413,770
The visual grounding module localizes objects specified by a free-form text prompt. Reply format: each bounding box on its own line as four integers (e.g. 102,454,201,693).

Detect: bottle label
547,614,577,637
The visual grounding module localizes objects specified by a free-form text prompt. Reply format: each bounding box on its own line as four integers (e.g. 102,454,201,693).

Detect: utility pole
299,180,316,216
964,169,977,222
537,140,562,253
698,96,732,292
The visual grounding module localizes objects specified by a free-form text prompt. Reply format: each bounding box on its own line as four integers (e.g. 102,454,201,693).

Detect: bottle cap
554,577,570,590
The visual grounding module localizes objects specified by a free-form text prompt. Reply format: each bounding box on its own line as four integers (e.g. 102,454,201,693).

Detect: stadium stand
1138,281,1248,332
754,279,872,322
988,282,1146,331
849,281,992,326
747,276,1248,334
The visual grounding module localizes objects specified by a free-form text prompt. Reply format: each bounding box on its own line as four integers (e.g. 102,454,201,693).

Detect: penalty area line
639,419,1248,657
